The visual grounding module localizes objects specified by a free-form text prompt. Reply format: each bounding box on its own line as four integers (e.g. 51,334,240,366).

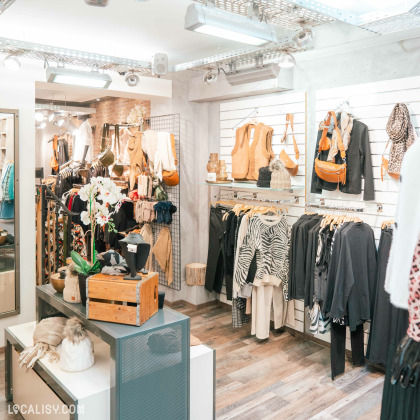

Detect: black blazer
311,116,375,201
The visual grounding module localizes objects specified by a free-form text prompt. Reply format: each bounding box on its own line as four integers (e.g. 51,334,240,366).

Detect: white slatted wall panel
311,75,420,350
217,91,307,333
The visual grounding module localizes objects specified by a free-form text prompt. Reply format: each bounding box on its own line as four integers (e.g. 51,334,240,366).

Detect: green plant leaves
71,250,101,275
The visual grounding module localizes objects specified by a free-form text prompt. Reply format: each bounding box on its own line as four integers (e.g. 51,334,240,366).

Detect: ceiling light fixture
35,111,45,122
203,69,219,85
38,122,47,129
3,54,21,71
57,117,65,127
278,52,296,68
226,63,280,86
48,112,55,123
185,2,277,46
125,72,140,87
293,27,314,47
46,66,112,88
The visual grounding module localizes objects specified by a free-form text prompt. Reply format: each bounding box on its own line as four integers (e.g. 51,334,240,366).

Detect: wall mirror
0,109,19,318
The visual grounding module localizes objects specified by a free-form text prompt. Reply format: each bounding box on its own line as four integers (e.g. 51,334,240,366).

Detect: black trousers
205,207,226,294
331,322,365,380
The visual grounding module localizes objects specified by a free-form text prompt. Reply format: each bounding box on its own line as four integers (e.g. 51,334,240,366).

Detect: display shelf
204,181,304,193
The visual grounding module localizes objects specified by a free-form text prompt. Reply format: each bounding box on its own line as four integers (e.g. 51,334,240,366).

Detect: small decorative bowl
50,273,65,293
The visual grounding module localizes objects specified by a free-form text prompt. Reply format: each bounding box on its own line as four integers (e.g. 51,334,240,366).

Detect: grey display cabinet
5,284,190,420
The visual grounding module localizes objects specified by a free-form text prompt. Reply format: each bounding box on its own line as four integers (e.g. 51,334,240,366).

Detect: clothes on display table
386,139,420,309
311,113,375,201
367,226,394,366
231,122,275,181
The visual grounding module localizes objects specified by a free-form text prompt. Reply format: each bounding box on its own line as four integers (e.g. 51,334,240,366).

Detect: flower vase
216,160,228,181
207,153,218,182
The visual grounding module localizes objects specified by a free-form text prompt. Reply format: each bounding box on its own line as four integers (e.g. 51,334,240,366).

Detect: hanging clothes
152,226,173,285
231,122,275,181
311,113,375,201
140,223,154,272
74,120,93,162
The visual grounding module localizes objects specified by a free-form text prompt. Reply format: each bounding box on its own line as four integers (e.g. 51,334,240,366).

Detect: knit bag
257,166,272,188
269,159,291,189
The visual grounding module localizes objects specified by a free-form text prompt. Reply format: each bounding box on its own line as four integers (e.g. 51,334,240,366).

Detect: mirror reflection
0,111,17,316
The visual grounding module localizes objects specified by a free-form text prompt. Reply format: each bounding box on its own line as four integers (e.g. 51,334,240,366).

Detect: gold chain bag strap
381,138,400,181
314,111,347,184
98,123,115,167
279,113,299,177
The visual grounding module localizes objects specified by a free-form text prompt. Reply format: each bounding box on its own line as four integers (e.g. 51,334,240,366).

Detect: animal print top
408,235,420,342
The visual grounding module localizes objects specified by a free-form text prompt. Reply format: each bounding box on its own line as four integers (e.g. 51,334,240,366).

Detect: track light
203,69,219,85
125,72,140,87
48,112,55,123
46,66,112,88
35,111,45,122
293,27,313,48
3,54,21,71
57,117,65,127
278,52,296,68
38,122,47,129
185,2,277,46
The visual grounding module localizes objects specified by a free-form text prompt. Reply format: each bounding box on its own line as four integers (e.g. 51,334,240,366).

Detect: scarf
19,317,68,369
152,227,173,285
386,103,416,174
140,223,154,272
327,112,353,162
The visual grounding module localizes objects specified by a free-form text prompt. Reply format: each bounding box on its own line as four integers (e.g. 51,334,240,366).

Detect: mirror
0,109,19,318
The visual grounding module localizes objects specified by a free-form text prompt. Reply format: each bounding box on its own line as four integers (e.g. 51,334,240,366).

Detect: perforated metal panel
118,322,189,420
149,114,182,291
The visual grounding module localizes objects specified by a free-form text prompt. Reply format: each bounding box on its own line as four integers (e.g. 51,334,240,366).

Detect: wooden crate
86,272,159,326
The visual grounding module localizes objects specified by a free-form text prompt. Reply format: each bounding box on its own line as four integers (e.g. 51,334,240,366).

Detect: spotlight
48,112,55,123
57,117,65,127
278,52,296,69
125,72,140,87
293,27,313,48
35,111,45,122
38,122,47,129
3,54,21,71
203,69,219,85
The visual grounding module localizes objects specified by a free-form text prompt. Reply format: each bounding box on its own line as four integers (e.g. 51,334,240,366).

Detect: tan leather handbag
314,111,347,184
162,134,179,187
279,114,299,177
381,139,400,181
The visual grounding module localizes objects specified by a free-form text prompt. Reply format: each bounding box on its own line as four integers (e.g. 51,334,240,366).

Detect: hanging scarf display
327,111,354,162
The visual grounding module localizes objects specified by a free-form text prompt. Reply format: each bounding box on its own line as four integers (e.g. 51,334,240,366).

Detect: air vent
84,0,110,6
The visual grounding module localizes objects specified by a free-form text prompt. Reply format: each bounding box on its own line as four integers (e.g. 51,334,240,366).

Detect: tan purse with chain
381,139,400,181
279,114,299,177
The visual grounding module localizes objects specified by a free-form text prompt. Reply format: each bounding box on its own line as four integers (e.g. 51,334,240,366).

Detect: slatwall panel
310,75,420,350
217,91,307,333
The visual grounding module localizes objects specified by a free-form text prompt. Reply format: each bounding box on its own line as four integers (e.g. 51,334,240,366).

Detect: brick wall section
75,97,151,158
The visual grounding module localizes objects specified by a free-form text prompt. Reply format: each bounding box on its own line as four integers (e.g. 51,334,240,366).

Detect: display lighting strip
0,37,152,73
0,0,17,15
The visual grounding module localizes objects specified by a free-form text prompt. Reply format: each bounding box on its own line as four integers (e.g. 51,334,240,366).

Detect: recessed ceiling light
3,54,21,71
279,52,296,68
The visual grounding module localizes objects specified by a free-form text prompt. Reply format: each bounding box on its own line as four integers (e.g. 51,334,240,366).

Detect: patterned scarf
386,103,416,174
327,112,353,162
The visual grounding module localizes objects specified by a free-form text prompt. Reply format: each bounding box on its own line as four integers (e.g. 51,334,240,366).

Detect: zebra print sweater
234,214,289,289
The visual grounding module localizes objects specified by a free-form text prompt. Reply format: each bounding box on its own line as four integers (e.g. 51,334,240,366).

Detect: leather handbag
98,124,115,167
314,111,347,184
50,135,59,172
279,114,299,177
381,139,400,181
162,134,180,187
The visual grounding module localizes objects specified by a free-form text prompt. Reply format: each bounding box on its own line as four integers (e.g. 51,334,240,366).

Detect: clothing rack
233,192,300,205
306,200,383,213
232,108,258,130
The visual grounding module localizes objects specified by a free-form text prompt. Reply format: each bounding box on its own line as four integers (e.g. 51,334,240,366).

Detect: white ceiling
0,0,243,65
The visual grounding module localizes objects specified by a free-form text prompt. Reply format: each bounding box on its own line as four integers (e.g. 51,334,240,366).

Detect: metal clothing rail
232,108,259,130
305,200,383,213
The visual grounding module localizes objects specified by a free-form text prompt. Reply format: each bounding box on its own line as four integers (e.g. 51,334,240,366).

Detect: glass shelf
203,182,304,193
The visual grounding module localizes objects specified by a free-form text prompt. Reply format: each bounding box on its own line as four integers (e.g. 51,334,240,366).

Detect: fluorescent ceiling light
185,3,277,46
226,64,280,86
46,67,112,88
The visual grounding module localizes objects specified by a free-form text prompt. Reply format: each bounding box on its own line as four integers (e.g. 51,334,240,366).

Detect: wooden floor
0,302,384,420
174,301,385,420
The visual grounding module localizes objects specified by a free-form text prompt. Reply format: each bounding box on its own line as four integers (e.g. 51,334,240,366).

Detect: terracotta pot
216,160,228,181
207,153,219,174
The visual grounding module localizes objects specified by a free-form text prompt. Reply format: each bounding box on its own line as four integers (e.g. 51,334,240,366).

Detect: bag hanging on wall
112,125,124,177
279,114,299,177
50,135,59,172
314,111,347,184
381,139,400,181
98,124,115,167
162,134,179,187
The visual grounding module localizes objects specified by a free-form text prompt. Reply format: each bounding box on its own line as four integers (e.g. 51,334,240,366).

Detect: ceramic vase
216,160,228,181
207,153,219,174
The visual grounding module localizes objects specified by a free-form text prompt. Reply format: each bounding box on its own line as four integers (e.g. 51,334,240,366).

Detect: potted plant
71,177,126,305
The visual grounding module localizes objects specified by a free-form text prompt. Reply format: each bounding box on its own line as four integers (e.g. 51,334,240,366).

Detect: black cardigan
311,116,375,201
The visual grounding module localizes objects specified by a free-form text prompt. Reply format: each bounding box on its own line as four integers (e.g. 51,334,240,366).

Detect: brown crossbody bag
314,111,347,185
279,113,299,177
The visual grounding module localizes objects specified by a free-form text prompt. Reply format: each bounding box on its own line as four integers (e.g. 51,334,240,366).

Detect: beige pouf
186,263,206,286
270,159,291,189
